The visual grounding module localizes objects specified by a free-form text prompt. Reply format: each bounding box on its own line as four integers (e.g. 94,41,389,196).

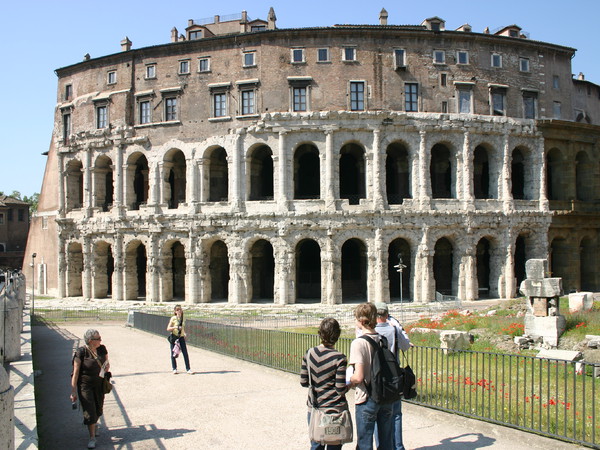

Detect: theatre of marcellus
25,8,600,305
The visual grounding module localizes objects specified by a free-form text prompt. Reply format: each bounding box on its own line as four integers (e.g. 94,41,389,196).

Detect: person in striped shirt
300,318,350,450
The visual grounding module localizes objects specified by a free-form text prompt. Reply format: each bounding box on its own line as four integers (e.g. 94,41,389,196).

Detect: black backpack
360,335,404,405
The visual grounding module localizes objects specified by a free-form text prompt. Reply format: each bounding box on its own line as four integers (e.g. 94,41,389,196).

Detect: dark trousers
169,336,191,371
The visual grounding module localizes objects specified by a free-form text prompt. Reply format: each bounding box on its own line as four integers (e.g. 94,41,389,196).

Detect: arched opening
124,241,146,300
385,143,410,205
165,150,186,209
546,148,564,201
341,238,367,301
131,154,149,210
473,146,490,199
93,155,114,211
296,239,321,302
511,149,525,200
550,237,571,291
249,145,274,200
171,241,186,299
208,147,228,202
580,237,596,291
66,242,83,297
210,241,229,301
576,151,593,201
430,144,452,198
388,238,411,302
476,238,491,298
92,241,113,298
294,144,320,199
514,235,527,289
340,144,366,205
433,237,453,295
250,239,274,301
65,159,84,211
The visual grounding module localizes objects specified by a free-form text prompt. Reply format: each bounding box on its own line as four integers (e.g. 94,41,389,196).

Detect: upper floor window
189,30,202,40
349,81,365,111
62,112,71,142
146,64,156,79
243,51,256,67
164,97,177,121
291,48,305,64
457,86,473,113
251,25,266,32
394,49,406,68
213,92,227,117
139,100,151,124
440,73,447,87
405,83,418,112
519,57,530,72
553,75,560,89
457,50,469,65
179,60,190,74
317,48,330,62
523,90,538,119
433,50,446,64
7,210,12,221
343,47,357,62
491,53,502,68
107,71,117,84
293,86,307,112
65,84,73,101
490,87,506,116
241,89,255,115
18,209,24,221
198,57,210,72
96,104,108,128
553,101,562,119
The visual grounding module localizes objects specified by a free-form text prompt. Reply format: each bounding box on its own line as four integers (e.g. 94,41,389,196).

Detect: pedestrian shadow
105,424,194,449
413,432,495,449
114,369,240,377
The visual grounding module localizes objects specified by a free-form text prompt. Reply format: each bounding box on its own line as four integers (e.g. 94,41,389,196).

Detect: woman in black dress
70,329,110,449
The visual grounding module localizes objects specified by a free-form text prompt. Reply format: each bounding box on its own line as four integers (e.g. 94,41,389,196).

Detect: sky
1,0,598,199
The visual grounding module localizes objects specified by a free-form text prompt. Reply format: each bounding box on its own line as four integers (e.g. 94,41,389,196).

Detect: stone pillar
81,237,93,300
278,131,289,211
112,234,124,301
187,156,198,207
369,229,385,303
114,145,124,216
147,235,160,302
84,148,93,216
231,132,244,210
0,366,14,450
322,234,338,304
501,133,513,212
372,128,385,209
325,130,336,208
185,237,198,304
58,153,66,218
415,229,433,303
198,158,207,202
458,247,477,301
462,131,474,209
275,240,292,305
537,136,549,211
418,130,431,209
58,238,67,298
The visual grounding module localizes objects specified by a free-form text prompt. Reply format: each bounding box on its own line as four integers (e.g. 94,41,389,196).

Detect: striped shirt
300,344,348,411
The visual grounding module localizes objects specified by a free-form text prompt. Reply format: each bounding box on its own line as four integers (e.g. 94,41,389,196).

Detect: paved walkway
10,314,584,449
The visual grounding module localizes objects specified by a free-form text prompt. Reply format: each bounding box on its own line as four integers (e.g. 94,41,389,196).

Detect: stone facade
24,9,600,304
0,196,30,271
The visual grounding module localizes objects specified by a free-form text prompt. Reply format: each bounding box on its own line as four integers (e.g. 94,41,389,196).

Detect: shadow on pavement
414,432,496,449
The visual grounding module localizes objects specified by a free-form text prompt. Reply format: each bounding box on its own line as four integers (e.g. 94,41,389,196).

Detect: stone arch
546,148,566,201
340,143,366,205
93,155,114,211
127,153,149,210
473,145,490,199
163,149,186,209
65,159,83,211
249,239,274,302
511,147,525,200
248,144,274,200
294,144,320,199
341,238,368,301
476,237,492,298
433,237,454,295
430,143,454,199
162,239,186,301
388,238,411,302
92,240,113,298
576,151,594,201
295,238,321,302
550,237,570,290
514,234,528,289
209,240,229,301
124,240,147,300
385,142,410,205
66,241,83,297
580,236,597,291
207,146,228,202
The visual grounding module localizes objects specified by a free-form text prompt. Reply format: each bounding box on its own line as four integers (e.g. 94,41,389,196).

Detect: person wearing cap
374,302,411,450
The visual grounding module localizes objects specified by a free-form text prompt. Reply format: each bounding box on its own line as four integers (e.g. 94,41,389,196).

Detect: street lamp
31,253,36,322
393,253,407,322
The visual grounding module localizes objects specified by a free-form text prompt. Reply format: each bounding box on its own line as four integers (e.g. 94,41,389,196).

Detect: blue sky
2,0,598,198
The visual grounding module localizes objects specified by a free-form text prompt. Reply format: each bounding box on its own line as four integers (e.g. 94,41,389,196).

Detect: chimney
240,10,248,33
268,7,277,30
188,19,194,27
379,8,388,26
214,15,220,24
578,72,585,80
83,53,91,61
484,27,490,34
120,37,132,52
171,27,179,42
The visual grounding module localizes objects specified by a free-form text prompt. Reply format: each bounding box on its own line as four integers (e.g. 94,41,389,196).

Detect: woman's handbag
401,351,417,400
307,347,353,445
102,372,113,394
172,339,181,358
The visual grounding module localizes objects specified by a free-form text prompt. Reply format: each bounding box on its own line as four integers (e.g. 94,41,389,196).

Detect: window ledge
134,120,181,129
208,116,232,123
236,114,260,120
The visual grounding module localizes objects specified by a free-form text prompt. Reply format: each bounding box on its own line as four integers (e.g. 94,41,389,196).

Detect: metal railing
132,311,599,448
